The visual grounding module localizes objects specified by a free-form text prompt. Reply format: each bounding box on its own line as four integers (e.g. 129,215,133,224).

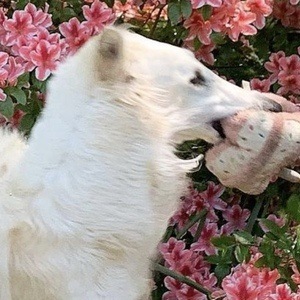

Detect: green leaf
259,219,285,238
168,2,182,25
211,236,235,249
234,244,250,263
234,231,254,245
214,264,231,281
19,114,36,133
205,254,232,265
254,256,268,268
287,194,300,222
0,96,14,119
202,5,212,21
5,87,27,105
17,73,30,88
180,0,192,19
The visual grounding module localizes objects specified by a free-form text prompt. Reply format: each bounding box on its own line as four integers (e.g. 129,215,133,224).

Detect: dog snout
260,96,282,112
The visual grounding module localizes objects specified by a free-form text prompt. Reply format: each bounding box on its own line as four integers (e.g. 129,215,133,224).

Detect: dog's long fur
0,27,278,299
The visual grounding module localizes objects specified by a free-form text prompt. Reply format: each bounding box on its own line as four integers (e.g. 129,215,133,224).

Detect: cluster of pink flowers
251,48,300,100
159,183,300,299
272,0,300,29
221,254,300,299
60,0,115,55
114,0,167,23
0,1,114,101
159,237,218,299
170,182,250,238
183,0,273,64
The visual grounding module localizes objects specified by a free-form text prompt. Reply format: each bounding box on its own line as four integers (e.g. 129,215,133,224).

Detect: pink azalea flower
272,0,297,28
176,282,207,300
268,283,297,300
24,3,52,29
211,0,257,42
259,214,285,233
0,8,8,45
82,0,115,34
277,54,300,95
59,17,92,55
194,43,216,65
264,51,286,83
222,272,260,299
291,263,300,285
191,222,219,255
3,56,25,85
230,5,257,41
30,39,61,81
200,181,227,211
0,51,9,83
0,88,6,101
245,0,273,29
169,198,193,229
250,78,271,92
184,11,212,45
3,10,37,46
191,0,222,9
222,205,250,234
163,277,183,300
222,260,280,299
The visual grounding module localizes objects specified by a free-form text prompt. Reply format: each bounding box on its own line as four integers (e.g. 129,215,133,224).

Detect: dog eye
190,71,205,85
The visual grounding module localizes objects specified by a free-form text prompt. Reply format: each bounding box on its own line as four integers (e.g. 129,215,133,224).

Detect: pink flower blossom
59,18,92,55
0,51,9,83
191,0,222,9
3,56,24,84
211,0,257,42
264,51,286,83
272,0,300,29
200,181,227,211
222,259,280,299
184,11,212,45
250,78,271,92
30,40,61,81
277,54,300,95
191,222,219,255
3,10,36,46
291,263,300,285
222,205,250,234
24,3,52,29
267,283,297,300
259,214,285,233
230,5,257,41
245,0,273,29
82,0,115,34
194,43,216,65
0,88,6,101
0,8,8,45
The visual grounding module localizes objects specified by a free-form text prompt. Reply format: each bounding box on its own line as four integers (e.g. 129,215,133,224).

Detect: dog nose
261,96,282,112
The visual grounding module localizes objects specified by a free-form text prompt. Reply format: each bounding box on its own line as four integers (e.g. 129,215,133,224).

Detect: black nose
212,120,226,139
261,97,282,112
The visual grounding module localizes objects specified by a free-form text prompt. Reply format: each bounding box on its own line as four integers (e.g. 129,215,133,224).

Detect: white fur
0,27,273,299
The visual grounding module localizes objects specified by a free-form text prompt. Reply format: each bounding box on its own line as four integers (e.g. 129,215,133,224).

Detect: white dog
0,27,280,299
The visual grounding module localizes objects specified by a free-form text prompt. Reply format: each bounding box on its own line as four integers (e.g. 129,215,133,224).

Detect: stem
148,4,166,37
152,263,212,299
193,210,208,242
176,209,208,239
245,198,263,233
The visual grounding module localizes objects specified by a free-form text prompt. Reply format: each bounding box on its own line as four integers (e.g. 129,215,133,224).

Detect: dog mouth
212,120,226,139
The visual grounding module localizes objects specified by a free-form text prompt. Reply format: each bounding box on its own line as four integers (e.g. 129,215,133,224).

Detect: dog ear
98,28,124,81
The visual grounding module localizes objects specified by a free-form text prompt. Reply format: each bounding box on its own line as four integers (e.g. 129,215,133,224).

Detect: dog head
49,27,281,144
